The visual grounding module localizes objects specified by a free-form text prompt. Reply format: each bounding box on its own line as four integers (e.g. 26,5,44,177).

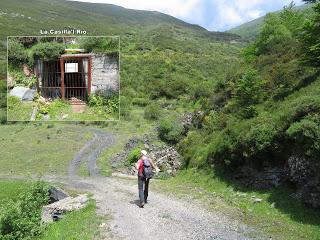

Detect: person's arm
149,159,160,172
135,159,141,170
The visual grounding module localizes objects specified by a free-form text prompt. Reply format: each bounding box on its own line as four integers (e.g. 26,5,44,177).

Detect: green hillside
0,0,243,124
227,4,313,40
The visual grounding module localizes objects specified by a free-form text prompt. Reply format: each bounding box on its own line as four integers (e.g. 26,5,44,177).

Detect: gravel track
88,176,264,240
68,129,115,178
65,129,264,240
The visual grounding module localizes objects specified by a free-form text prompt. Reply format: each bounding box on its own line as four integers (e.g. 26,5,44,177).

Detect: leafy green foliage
30,42,65,62
88,94,119,116
79,37,119,55
180,4,320,172
127,147,141,164
287,113,320,158
300,3,320,67
144,102,162,120
8,38,27,64
8,67,36,88
0,181,49,240
158,115,184,143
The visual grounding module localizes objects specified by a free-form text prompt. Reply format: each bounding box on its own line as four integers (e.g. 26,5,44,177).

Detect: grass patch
37,201,105,240
155,168,320,240
7,96,34,121
0,179,29,201
76,162,91,177
0,123,93,176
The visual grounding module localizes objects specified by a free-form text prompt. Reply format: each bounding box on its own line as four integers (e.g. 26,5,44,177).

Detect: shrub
158,115,184,143
286,114,320,158
127,147,141,164
233,68,265,105
8,38,27,64
88,94,119,115
8,69,37,88
300,3,320,67
144,102,162,120
0,181,49,240
79,37,119,55
30,42,65,62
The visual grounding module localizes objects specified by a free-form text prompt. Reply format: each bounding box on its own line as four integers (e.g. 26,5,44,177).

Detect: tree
301,3,320,67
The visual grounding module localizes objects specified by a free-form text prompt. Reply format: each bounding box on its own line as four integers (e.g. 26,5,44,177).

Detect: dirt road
63,129,264,240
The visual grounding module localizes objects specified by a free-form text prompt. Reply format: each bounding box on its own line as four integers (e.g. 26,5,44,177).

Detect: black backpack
142,158,154,179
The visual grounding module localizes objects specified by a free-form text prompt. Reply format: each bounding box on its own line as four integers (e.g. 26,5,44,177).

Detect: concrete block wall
91,54,119,96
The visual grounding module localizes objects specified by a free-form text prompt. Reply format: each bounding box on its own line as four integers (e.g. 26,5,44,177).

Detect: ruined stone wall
91,54,119,96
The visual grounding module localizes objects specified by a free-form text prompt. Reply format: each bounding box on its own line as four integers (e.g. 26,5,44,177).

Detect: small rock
39,96,46,104
253,198,263,203
62,114,69,119
43,114,50,120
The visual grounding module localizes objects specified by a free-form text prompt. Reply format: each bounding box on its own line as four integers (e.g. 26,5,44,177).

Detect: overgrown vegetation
158,114,185,144
179,3,320,173
79,37,119,56
0,181,49,240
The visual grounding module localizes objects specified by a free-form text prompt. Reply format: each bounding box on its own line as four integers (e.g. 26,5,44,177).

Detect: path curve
68,128,115,178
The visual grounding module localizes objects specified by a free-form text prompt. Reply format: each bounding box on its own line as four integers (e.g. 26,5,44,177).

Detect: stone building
34,52,119,103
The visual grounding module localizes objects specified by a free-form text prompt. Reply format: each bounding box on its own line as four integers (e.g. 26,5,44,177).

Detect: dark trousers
138,176,150,204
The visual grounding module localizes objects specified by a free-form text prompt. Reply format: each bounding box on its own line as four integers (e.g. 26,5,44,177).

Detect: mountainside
0,0,243,123
227,4,313,40
0,0,240,54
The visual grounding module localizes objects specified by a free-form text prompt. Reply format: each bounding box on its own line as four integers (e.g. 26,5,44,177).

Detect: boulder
48,186,69,203
10,86,36,101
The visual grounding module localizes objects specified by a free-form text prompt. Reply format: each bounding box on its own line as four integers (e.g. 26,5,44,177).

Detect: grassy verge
0,123,93,176
37,201,106,240
7,96,34,121
0,179,29,201
154,169,320,240
0,180,105,240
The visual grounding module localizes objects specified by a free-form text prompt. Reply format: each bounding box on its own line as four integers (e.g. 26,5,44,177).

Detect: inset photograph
7,36,120,121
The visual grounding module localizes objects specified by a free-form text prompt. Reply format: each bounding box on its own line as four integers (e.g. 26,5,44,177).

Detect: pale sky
69,0,304,31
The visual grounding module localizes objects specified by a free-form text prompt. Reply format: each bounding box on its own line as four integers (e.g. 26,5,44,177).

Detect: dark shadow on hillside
212,168,320,226
293,69,320,93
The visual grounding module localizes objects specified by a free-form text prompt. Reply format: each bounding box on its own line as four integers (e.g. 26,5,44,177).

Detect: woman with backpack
135,150,160,208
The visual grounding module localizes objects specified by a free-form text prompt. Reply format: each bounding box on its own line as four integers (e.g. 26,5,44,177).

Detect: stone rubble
42,194,89,223
111,134,181,176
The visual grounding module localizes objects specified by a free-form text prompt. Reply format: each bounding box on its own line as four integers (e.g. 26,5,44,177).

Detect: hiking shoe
144,200,148,204
139,203,144,208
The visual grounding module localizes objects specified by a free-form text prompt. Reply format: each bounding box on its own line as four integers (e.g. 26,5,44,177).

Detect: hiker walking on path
135,150,159,208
